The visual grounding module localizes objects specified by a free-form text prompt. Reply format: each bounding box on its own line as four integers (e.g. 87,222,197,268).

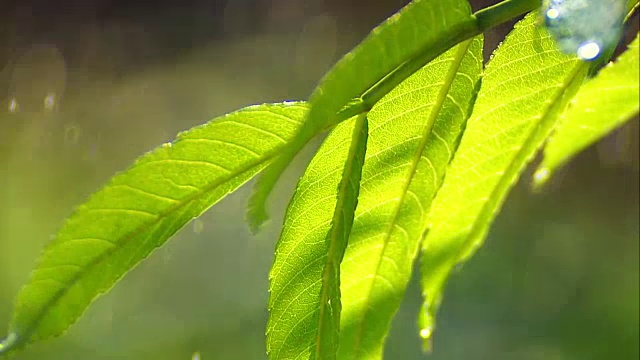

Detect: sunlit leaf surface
0,102,308,354
267,115,367,360
247,0,477,231
535,34,639,185
419,13,587,349
267,35,482,360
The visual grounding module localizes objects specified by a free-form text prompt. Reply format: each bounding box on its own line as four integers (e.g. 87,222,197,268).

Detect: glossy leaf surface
535,34,639,184
419,12,587,349
0,102,308,354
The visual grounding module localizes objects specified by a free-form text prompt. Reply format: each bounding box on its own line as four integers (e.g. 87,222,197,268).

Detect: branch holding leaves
1,0,638,358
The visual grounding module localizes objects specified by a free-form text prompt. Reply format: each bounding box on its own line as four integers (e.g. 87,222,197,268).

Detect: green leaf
246,0,478,231
267,114,368,360
534,34,640,186
419,12,589,350
267,34,482,360
339,36,483,360
626,0,639,16
0,102,308,355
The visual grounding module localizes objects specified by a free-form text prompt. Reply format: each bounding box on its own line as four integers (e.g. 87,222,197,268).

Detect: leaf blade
247,0,477,231
0,102,308,355
535,34,640,185
267,34,482,360
418,12,588,349
338,36,483,360
267,114,368,360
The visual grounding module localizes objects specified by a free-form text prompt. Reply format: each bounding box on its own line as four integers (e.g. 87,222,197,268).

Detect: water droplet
192,352,201,360
542,0,625,61
576,41,601,60
193,219,204,234
534,168,550,185
162,142,173,149
419,327,432,339
546,8,560,20
8,98,19,113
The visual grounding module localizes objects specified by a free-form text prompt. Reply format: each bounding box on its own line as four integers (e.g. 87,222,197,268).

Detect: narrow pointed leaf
0,102,308,355
247,0,478,231
419,13,589,349
535,34,639,185
338,36,483,360
267,114,368,360
267,35,482,360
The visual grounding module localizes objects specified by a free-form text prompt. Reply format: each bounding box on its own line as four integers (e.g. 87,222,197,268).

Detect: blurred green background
0,1,638,359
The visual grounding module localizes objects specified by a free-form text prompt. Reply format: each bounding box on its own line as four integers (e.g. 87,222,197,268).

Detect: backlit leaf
419,12,588,349
0,102,308,355
535,34,639,185
267,114,368,360
267,35,482,360
247,0,477,231
339,36,482,360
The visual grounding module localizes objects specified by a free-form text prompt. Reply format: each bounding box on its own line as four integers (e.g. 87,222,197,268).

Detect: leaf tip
419,327,434,352
246,207,269,235
0,333,20,356
532,166,551,189
246,186,270,234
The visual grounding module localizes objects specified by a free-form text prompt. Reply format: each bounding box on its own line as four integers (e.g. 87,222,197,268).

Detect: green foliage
267,36,483,359
1,0,638,359
418,12,588,349
247,0,479,231
267,114,368,360
0,102,308,353
535,34,640,185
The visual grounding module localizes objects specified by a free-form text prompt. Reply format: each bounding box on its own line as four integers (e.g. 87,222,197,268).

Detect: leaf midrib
458,61,587,265
313,115,368,360
13,112,302,345
350,39,474,356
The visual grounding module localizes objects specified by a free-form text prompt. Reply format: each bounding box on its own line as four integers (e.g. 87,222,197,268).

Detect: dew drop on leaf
576,41,601,60
419,327,432,339
191,352,201,360
542,0,626,60
534,167,551,185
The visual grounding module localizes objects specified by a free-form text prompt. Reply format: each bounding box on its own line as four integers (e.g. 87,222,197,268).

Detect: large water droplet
542,0,625,61
576,41,601,60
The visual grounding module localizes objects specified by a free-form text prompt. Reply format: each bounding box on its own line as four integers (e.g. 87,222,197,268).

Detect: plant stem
334,0,542,122
475,0,542,32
